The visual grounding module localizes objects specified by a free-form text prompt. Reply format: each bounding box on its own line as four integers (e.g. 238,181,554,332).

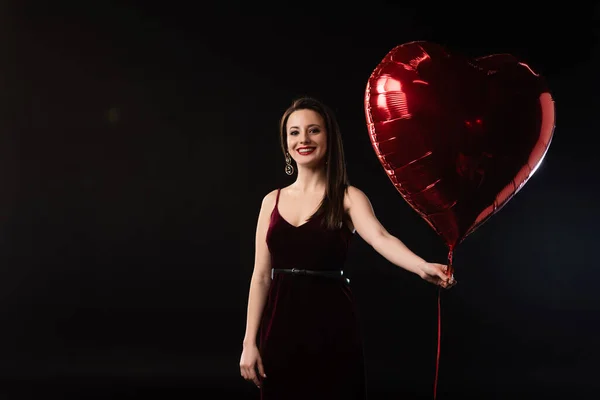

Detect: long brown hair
279,97,349,230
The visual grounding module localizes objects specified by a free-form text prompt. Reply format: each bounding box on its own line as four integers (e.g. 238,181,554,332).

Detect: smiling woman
278,98,349,231
239,97,454,400
287,111,326,163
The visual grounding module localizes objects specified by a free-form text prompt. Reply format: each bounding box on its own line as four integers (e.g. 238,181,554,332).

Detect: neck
292,164,327,193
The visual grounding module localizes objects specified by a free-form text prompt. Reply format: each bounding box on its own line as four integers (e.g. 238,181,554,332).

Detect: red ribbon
433,249,453,399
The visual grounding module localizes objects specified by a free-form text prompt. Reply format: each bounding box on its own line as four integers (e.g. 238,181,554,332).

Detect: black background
1,3,599,399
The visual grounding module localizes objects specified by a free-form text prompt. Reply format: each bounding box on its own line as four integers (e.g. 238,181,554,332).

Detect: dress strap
275,188,281,207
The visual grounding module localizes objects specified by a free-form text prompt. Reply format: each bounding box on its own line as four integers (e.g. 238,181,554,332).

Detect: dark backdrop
1,3,598,399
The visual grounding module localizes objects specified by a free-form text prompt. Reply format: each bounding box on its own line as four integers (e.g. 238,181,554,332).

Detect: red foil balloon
364,41,555,254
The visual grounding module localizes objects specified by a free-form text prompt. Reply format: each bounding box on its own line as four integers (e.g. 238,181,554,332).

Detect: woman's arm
242,190,277,347
345,186,452,287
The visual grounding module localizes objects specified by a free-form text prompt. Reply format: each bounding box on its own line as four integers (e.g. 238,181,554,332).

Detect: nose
299,130,311,144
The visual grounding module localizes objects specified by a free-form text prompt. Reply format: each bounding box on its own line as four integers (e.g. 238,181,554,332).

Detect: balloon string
434,248,453,400
434,287,441,399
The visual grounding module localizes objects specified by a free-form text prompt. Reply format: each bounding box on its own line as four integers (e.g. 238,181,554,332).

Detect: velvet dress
258,188,367,399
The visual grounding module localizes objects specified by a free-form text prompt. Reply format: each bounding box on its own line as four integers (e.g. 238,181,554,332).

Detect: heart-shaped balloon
364,41,555,251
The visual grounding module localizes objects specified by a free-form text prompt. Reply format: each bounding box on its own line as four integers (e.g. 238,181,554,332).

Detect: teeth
298,148,315,154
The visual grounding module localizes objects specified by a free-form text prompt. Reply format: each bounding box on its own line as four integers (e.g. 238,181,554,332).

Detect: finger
250,365,263,387
257,356,267,378
437,270,449,282
241,367,250,380
442,278,456,289
248,370,259,387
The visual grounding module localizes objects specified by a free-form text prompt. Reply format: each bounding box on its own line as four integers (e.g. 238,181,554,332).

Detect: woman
240,97,455,399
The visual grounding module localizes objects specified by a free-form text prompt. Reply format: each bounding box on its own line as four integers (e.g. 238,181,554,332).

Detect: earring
285,152,294,175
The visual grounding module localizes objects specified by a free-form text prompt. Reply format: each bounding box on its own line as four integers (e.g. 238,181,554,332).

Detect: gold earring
285,152,294,175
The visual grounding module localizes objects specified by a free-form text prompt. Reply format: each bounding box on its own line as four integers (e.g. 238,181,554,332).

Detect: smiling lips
297,147,316,155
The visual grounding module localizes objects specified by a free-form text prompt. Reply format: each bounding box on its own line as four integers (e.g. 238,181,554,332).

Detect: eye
289,130,299,136
309,128,321,134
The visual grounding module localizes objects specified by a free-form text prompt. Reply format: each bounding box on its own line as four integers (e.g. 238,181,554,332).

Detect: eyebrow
289,124,321,130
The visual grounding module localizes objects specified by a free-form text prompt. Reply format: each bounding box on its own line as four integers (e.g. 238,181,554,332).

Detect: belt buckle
291,268,299,274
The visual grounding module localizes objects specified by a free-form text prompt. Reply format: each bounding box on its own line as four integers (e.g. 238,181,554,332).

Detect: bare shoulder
346,185,367,198
261,188,279,210
344,185,370,209
262,189,278,206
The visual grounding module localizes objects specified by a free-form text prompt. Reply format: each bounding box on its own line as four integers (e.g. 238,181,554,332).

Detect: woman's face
286,109,328,168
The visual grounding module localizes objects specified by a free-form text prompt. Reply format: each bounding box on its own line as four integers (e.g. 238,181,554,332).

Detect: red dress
258,189,367,399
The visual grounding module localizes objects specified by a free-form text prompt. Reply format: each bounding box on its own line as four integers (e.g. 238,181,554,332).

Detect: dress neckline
274,188,321,229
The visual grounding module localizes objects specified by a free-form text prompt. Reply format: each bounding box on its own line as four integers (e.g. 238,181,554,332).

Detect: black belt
271,268,350,284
